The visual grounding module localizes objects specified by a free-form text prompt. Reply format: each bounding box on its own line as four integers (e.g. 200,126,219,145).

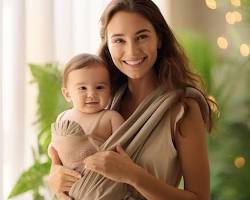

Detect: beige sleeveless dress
51,110,107,174
68,85,210,200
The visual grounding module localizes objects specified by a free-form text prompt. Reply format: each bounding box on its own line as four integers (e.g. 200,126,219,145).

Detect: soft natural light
2,1,249,200
2,2,27,199
0,1,113,199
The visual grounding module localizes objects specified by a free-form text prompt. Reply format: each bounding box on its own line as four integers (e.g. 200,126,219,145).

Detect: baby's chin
79,107,106,114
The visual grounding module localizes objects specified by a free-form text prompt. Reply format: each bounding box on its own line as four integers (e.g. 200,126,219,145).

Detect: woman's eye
113,38,125,44
137,35,148,41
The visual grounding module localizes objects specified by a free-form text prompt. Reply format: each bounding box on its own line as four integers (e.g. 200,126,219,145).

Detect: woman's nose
126,41,140,56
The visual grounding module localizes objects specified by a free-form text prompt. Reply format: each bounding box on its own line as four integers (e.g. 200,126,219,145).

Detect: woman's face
107,11,160,80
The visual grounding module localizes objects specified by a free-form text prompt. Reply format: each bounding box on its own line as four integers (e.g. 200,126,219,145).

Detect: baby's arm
110,111,125,132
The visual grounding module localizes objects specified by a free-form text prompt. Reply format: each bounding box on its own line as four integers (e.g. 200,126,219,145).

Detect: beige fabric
68,85,210,200
51,110,106,174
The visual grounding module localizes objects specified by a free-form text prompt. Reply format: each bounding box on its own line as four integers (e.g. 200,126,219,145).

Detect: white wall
2,0,26,199
0,0,3,199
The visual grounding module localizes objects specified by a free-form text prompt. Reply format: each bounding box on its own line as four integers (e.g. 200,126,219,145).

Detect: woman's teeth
124,58,144,65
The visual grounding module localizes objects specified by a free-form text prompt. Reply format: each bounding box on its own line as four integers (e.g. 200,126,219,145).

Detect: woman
48,0,213,199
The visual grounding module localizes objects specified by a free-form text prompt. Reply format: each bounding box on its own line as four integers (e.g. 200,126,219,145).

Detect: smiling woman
107,12,160,80
1,0,172,199
47,1,213,200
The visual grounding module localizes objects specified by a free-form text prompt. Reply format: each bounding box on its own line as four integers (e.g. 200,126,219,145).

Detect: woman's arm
84,99,210,200
129,99,210,200
48,146,81,200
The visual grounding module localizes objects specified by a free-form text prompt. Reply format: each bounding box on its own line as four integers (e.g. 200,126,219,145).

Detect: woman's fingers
48,145,62,165
83,148,142,184
116,144,129,157
63,168,81,179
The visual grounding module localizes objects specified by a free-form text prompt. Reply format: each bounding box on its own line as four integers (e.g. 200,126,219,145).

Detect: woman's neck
127,72,159,104
119,71,160,119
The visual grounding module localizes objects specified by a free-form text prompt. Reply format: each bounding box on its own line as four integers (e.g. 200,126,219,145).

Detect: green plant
8,63,68,199
179,31,250,200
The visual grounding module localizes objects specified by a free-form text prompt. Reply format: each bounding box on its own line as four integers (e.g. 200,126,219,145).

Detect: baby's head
62,53,111,114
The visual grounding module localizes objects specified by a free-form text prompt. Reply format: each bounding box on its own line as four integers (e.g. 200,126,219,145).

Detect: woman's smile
122,57,147,66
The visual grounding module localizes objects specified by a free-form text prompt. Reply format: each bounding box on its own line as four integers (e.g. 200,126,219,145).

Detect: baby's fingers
56,192,72,200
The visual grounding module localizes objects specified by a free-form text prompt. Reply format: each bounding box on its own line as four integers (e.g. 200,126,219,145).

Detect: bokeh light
240,44,250,56
205,0,217,9
234,156,246,168
217,37,228,49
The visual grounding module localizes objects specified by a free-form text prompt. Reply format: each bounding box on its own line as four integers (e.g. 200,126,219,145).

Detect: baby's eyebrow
96,82,109,85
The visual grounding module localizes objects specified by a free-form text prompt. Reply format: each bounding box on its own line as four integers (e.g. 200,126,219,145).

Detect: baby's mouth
85,102,99,105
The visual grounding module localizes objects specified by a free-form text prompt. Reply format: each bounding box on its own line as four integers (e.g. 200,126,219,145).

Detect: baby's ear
62,87,72,102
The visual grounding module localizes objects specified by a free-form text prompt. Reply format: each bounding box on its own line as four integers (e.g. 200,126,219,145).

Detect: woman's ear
62,87,72,102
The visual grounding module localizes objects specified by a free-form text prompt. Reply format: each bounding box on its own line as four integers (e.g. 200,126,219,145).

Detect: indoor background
0,0,249,199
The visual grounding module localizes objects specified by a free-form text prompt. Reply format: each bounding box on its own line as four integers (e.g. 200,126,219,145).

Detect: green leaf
8,161,50,199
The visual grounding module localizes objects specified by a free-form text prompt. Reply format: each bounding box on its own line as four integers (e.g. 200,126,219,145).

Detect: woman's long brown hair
98,0,215,131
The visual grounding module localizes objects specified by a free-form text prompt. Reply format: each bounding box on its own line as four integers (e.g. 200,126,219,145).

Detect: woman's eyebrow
111,29,151,38
111,33,124,38
135,29,151,35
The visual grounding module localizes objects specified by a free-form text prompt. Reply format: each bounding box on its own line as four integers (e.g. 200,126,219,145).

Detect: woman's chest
135,114,180,184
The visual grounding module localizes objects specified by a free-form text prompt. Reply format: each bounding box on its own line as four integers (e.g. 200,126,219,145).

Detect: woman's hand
83,144,144,185
48,146,81,200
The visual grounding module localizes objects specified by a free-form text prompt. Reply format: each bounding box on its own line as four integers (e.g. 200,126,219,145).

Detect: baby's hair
63,53,108,87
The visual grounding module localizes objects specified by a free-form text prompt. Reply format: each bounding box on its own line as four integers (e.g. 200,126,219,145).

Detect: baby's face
64,64,111,113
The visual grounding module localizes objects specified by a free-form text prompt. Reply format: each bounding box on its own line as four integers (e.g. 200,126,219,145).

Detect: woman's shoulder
170,86,211,136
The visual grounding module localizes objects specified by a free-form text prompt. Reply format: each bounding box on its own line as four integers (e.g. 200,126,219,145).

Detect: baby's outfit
51,110,106,174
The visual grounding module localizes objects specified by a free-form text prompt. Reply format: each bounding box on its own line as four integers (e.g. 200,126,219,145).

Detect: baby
50,53,124,174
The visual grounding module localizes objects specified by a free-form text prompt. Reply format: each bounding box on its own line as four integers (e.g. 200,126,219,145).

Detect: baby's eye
79,86,87,90
96,86,104,90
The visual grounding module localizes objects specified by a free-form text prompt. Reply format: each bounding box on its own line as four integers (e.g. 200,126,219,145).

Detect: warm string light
240,44,250,56
233,11,242,22
225,11,242,24
206,0,249,57
205,0,217,9
234,156,246,168
231,0,241,7
217,37,228,49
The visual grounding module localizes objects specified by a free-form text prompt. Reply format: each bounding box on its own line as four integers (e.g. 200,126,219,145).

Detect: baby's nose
87,91,96,98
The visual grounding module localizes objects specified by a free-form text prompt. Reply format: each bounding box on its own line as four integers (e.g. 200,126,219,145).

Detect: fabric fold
68,86,210,200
